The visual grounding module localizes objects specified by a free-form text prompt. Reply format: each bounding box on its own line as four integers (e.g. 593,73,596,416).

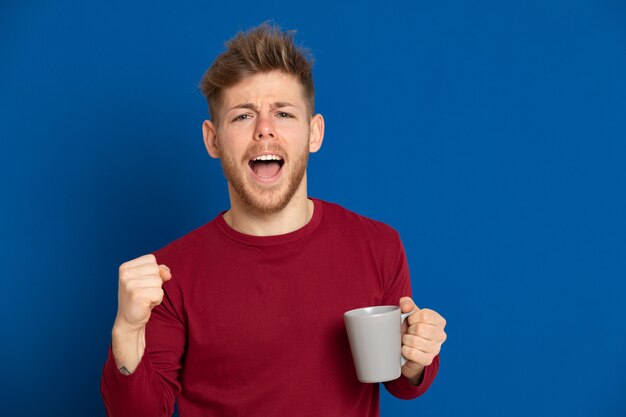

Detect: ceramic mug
344,305,415,383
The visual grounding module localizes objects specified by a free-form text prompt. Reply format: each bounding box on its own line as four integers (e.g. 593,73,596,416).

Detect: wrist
111,321,146,373
113,316,145,336
402,364,425,386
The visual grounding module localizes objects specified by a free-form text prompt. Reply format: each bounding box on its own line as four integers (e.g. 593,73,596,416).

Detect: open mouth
248,154,285,179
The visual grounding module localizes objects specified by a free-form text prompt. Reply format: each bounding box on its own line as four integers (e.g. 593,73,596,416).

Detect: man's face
203,70,323,214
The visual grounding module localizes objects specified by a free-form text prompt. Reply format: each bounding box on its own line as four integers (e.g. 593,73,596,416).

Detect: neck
223,177,314,236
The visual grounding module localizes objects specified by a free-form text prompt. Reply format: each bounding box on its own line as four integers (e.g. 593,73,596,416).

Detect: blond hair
200,23,315,124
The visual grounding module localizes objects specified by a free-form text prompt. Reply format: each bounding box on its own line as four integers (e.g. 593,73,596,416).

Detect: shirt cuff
383,354,440,400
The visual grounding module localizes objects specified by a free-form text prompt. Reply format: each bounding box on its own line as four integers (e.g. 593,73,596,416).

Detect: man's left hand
399,297,447,386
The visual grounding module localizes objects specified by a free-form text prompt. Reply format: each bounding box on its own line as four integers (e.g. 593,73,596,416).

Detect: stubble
219,140,309,215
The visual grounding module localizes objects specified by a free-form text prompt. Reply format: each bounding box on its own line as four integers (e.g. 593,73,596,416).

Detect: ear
308,113,325,153
202,120,220,159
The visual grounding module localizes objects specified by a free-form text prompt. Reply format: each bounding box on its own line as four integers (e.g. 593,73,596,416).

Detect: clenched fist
114,254,172,332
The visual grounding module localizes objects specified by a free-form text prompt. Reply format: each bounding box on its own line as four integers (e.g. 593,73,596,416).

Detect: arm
380,231,443,400
383,355,440,400
100,253,186,417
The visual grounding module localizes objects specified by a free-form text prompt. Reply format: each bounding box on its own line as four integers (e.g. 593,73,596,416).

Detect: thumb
159,264,172,281
399,296,419,313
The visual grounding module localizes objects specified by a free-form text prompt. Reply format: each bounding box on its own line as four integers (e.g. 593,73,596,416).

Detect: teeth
252,155,283,161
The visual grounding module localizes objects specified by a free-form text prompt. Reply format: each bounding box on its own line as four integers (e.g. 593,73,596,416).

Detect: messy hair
199,22,315,124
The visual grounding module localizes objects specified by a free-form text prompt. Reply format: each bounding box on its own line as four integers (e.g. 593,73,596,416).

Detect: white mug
344,305,415,383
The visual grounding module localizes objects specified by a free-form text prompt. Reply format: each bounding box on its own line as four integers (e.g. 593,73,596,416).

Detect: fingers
398,300,447,368
159,265,172,281
144,287,166,307
399,296,419,313
403,323,448,345
402,332,444,368
402,334,433,352
129,287,165,307
119,257,172,283
119,254,157,271
407,322,447,342
116,254,172,328
124,276,165,290
122,263,160,278
408,308,446,327
407,322,437,341
402,345,436,367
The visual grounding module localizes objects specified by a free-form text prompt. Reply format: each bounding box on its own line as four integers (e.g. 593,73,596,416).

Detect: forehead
221,71,306,110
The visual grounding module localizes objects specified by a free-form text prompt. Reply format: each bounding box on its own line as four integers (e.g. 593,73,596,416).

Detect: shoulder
149,215,220,265
316,198,402,246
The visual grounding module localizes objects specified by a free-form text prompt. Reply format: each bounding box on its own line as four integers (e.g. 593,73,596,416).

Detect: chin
221,150,308,215
239,185,295,214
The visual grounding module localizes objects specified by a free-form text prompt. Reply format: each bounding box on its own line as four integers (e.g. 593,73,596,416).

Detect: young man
100,24,447,417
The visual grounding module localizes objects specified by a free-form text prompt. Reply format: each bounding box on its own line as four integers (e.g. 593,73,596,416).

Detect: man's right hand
111,254,171,373
115,254,172,331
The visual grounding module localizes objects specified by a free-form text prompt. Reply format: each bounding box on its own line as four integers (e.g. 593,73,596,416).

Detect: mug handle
400,309,417,366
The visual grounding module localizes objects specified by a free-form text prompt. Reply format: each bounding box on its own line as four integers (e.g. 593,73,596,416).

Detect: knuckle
406,352,417,362
120,266,138,281
146,264,159,276
119,262,129,274
402,345,411,356
124,279,138,291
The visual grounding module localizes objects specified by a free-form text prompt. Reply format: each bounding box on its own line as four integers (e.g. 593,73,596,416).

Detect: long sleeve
100,250,186,417
101,200,440,416
380,230,440,400
383,354,440,400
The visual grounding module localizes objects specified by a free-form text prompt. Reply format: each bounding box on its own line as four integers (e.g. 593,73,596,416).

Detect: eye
232,114,252,122
276,112,293,118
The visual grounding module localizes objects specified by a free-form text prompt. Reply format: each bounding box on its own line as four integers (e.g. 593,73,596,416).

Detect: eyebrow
227,102,296,113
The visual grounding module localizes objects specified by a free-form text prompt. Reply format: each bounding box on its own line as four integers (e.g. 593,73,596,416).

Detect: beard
219,140,309,215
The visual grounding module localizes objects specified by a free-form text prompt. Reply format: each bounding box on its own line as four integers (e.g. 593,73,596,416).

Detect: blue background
1,0,625,416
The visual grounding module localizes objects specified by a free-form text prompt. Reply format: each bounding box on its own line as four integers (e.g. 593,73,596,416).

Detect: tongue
253,161,281,177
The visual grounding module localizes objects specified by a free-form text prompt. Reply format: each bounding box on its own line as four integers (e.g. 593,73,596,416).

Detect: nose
254,113,276,141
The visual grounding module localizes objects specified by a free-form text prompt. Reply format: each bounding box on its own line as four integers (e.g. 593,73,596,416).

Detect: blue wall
1,1,625,416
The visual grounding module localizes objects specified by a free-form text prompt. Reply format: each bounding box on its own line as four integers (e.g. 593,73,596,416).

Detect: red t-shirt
101,198,439,417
